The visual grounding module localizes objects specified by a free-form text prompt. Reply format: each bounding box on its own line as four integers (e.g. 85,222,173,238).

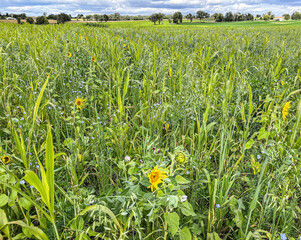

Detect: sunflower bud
175,152,186,164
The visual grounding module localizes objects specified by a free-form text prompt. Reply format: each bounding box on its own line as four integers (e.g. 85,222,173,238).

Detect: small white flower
181,195,187,202
125,156,130,161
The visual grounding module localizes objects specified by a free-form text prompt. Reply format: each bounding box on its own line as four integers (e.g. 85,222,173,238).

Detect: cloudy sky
1,0,300,16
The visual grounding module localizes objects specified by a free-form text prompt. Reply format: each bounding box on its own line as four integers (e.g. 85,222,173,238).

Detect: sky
0,0,301,17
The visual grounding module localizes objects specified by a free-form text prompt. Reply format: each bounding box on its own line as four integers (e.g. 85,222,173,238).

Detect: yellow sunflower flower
169,68,172,77
68,52,72,58
79,34,83,40
2,155,11,165
147,165,168,192
282,101,291,120
281,81,284,85
75,97,86,110
91,57,96,63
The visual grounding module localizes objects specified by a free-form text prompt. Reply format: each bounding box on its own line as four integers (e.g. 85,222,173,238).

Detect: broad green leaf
165,212,179,236
20,197,32,211
180,201,196,216
175,175,190,184
167,195,178,208
0,209,10,237
179,227,191,240
257,128,269,140
245,139,254,150
0,194,8,207
70,216,84,231
6,221,48,240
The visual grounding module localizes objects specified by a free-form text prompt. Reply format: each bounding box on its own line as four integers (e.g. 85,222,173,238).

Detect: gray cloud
1,0,301,16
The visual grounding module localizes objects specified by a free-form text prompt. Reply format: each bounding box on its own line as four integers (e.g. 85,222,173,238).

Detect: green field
0,21,301,239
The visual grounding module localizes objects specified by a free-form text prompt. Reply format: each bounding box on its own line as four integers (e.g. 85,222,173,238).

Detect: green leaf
45,125,55,218
179,227,191,240
0,194,8,207
165,212,179,236
70,216,84,231
245,139,254,150
0,209,10,237
180,201,196,216
175,175,190,184
6,221,48,240
167,195,178,208
20,197,32,211
257,127,269,140
24,171,50,208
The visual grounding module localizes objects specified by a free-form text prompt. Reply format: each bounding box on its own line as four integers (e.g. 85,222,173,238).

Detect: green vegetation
0,21,301,239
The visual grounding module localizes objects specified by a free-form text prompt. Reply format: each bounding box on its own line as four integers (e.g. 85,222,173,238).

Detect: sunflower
175,151,186,164
75,97,86,110
281,81,284,85
169,68,172,77
147,165,168,192
79,34,83,40
91,57,96,63
2,155,11,165
282,101,291,120
68,52,72,58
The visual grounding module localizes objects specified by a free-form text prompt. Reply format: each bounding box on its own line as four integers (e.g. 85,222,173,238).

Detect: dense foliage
0,22,301,240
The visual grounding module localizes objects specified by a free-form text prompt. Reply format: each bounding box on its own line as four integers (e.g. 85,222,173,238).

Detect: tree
186,13,194,23
256,14,261,19
17,17,21,24
172,11,183,24
196,10,210,21
26,17,34,24
263,14,270,21
291,12,301,20
149,13,158,24
225,12,234,21
114,13,121,21
157,13,164,24
47,14,57,20
103,14,109,22
234,12,243,21
283,14,290,20
245,13,254,21
215,13,224,22
36,16,49,24
57,13,71,24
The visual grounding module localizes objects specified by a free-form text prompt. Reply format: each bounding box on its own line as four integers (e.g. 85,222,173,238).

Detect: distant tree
267,11,272,16
283,14,290,20
76,14,83,21
19,13,26,19
86,15,93,21
172,11,183,24
36,16,49,24
149,13,158,24
26,17,34,24
43,12,47,17
114,12,121,21
57,13,71,24
17,17,21,24
211,13,219,20
157,13,164,24
196,10,210,21
256,14,261,18
215,13,224,22
291,12,301,20
186,13,194,23
103,14,109,22
225,12,234,21
263,14,270,21
47,14,57,20
270,14,275,20
234,12,243,21
246,13,254,21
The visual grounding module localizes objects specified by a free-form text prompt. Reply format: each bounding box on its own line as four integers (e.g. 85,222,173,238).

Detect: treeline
1,11,301,25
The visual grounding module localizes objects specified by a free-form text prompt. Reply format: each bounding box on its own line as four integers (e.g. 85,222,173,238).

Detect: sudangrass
0,22,301,239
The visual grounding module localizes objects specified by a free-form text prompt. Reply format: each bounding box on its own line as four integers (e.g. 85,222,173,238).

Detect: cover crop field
0,22,301,239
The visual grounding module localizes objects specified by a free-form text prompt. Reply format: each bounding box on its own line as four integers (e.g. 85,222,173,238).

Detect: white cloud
1,0,301,16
